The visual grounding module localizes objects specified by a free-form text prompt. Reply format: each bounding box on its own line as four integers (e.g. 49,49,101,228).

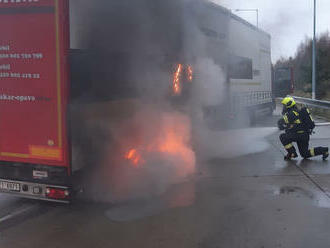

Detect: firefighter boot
284,152,298,161
284,145,298,160
323,148,329,161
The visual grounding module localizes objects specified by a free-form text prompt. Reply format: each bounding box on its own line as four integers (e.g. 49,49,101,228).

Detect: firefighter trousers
280,132,326,159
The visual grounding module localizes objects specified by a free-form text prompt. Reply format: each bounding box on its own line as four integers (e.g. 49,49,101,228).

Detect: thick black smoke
69,0,202,202
70,0,188,101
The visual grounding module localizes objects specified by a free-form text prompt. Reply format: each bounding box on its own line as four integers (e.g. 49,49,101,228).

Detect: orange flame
173,64,183,95
187,65,193,82
125,148,144,167
123,112,195,176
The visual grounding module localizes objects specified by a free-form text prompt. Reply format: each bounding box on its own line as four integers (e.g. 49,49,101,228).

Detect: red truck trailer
0,0,71,202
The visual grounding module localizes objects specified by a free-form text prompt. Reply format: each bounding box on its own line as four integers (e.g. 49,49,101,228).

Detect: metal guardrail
232,91,273,112
293,96,330,110
277,96,330,110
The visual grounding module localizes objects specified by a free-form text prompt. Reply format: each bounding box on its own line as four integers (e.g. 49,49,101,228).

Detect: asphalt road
1,111,330,248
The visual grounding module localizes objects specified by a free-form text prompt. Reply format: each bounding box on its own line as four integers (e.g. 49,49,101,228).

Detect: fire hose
314,122,330,126
277,121,330,134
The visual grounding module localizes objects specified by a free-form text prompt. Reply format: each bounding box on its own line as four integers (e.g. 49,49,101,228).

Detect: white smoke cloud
193,58,226,107
196,127,278,160
189,58,278,160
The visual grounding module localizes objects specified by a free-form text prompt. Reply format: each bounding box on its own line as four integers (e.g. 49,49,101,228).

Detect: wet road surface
1,112,330,248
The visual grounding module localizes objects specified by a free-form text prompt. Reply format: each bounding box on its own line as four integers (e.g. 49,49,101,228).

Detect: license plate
0,181,20,192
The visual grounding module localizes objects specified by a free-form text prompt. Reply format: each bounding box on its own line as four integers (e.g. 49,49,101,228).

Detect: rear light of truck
46,187,69,200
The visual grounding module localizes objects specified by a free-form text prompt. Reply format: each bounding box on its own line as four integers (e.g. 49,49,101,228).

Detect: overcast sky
212,0,330,62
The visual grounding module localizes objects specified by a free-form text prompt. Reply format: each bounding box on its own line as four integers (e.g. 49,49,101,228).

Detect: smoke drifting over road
70,0,199,202
196,127,278,160
70,0,274,203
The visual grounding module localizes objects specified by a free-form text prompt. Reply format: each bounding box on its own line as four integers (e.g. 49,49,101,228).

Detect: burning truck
0,0,272,202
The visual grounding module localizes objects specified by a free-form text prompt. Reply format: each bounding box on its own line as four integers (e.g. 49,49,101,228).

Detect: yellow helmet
281,97,296,108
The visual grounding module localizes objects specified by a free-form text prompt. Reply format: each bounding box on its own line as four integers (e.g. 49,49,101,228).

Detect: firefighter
278,96,329,160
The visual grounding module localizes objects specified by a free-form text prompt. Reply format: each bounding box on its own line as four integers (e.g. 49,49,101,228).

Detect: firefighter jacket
278,108,305,134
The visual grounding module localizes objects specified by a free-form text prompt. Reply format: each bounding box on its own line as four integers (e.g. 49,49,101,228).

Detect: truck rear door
0,0,70,202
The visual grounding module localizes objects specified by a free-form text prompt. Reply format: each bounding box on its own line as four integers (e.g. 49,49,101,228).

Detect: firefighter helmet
281,97,296,108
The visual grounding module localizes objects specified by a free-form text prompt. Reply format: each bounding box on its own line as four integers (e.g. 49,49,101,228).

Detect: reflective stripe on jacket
281,109,305,133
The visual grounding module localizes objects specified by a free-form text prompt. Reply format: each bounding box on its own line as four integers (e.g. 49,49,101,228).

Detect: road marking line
0,205,38,223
